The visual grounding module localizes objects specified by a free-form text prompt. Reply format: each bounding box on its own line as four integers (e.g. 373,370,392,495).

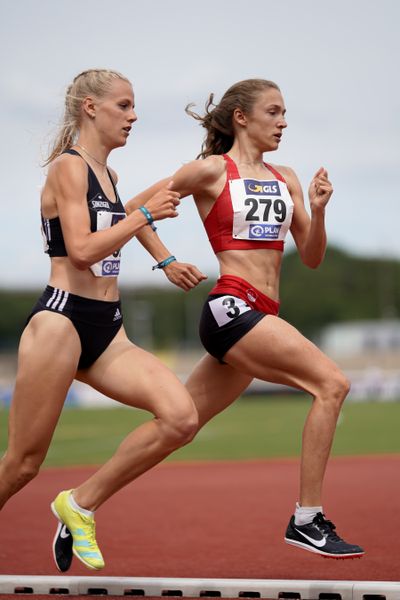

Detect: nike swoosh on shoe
294,528,327,547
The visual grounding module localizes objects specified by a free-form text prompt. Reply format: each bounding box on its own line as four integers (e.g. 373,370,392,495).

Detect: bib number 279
245,197,287,223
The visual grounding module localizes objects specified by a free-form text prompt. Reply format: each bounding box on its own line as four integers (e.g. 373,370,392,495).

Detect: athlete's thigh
185,352,253,428
224,315,342,394
7,311,81,458
77,327,194,416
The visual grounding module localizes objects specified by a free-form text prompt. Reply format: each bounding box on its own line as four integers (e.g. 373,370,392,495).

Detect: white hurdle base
0,576,400,598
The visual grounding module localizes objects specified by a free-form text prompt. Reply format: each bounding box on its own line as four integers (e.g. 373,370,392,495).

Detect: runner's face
93,79,137,149
244,88,287,152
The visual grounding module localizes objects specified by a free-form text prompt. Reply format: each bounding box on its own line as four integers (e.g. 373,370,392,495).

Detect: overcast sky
1,0,399,289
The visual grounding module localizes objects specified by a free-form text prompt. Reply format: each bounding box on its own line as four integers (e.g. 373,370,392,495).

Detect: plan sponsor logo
244,179,280,196
102,260,120,275
249,224,281,239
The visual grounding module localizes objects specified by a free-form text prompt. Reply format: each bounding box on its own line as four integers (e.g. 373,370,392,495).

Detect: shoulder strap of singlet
62,148,119,199
107,170,120,200
264,162,286,184
62,149,96,189
223,154,286,184
222,154,241,180
63,148,80,157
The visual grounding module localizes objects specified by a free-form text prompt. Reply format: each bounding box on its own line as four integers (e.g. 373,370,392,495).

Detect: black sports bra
41,149,126,277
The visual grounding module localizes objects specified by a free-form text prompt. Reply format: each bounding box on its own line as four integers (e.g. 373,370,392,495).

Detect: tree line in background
0,246,399,351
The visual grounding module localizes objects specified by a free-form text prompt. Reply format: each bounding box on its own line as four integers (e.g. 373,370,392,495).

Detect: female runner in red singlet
129,78,364,559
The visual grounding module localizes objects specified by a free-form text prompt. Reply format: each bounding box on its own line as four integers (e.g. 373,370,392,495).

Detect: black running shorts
199,274,280,363
26,286,123,369
199,293,266,362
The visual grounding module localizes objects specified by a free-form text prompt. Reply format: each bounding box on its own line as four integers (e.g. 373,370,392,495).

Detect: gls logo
249,224,281,239
244,179,280,196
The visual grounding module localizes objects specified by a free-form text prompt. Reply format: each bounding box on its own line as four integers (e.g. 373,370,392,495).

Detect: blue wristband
138,206,157,231
152,255,177,270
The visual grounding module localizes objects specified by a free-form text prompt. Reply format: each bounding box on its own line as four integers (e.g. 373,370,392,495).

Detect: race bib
208,295,251,327
230,178,293,241
90,211,125,277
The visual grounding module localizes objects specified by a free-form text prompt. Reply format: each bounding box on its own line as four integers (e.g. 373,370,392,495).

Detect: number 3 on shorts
208,295,251,327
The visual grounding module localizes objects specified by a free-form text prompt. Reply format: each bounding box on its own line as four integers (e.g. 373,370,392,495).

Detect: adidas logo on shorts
113,308,122,321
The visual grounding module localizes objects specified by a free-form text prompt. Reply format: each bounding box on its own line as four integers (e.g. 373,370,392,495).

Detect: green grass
1,396,400,467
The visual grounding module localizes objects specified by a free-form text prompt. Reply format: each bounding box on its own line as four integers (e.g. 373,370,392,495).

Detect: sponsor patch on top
90,199,111,209
102,260,120,276
244,179,280,196
248,224,282,239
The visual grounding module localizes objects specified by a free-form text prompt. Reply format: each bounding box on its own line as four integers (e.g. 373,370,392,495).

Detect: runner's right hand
145,181,180,221
163,261,208,291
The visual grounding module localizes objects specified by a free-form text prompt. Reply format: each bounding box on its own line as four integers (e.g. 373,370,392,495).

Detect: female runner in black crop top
130,79,364,559
0,69,205,572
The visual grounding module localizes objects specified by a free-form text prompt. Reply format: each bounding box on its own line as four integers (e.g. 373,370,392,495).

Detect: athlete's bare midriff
217,248,283,301
48,257,120,301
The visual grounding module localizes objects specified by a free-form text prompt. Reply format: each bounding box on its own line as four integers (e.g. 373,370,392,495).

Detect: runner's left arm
126,183,207,291
283,166,331,268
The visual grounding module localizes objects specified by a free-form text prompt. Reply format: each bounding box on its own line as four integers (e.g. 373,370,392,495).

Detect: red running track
1,456,399,581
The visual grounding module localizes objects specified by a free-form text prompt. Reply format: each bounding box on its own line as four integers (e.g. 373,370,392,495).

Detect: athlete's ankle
294,501,323,526
69,491,94,517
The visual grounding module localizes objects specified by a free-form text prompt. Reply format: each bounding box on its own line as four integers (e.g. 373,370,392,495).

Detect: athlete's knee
331,370,350,402
172,409,199,446
2,452,42,488
320,369,350,410
179,409,199,445
162,405,199,448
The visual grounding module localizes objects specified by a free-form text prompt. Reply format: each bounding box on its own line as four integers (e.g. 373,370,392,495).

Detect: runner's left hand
308,167,333,210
